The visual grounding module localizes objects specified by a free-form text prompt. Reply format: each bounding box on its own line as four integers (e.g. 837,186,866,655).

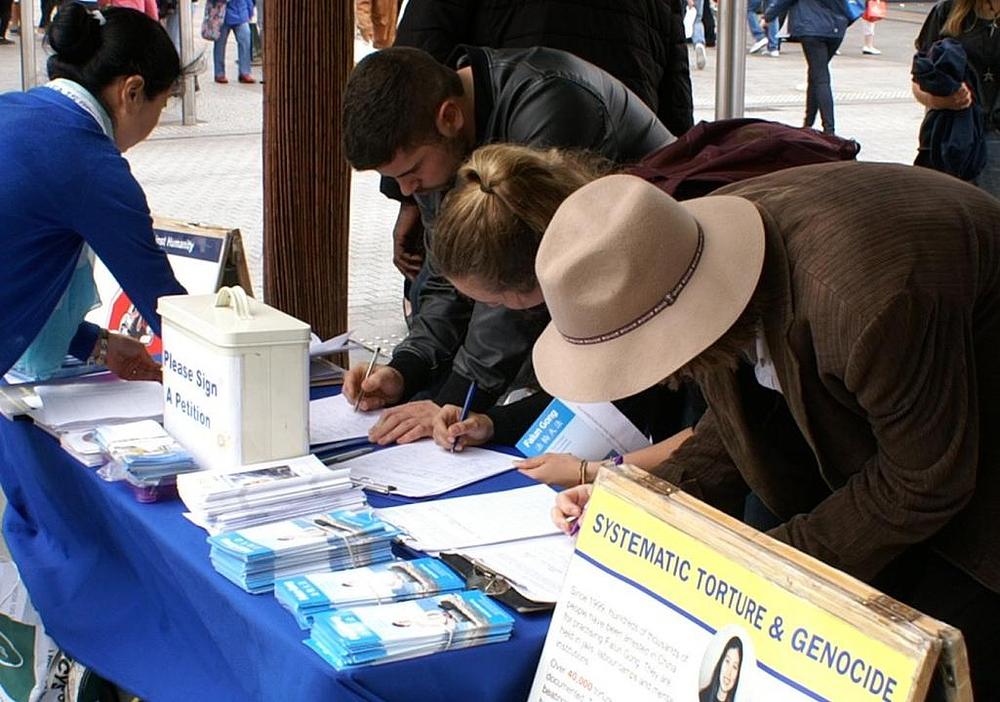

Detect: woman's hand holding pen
343,364,404,411
432,405,494,451
515,453,591,489
552,485,594,535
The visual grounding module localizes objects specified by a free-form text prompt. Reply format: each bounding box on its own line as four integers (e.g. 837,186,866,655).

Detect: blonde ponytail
433,144,612,293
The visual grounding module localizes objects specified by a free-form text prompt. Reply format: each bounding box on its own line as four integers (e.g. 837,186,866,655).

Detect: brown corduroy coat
655,161,1000,592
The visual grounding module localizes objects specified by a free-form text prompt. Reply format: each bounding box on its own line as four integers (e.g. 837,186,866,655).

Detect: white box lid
158,287,311,348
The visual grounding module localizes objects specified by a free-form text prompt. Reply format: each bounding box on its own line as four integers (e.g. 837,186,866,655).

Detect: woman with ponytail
0,2,186,382
428,144,694,487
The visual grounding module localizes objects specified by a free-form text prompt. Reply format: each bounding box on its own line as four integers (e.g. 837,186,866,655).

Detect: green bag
0,562,120,702
0,561,59,702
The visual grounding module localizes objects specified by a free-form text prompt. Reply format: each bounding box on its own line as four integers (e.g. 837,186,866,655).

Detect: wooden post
263,1,352,339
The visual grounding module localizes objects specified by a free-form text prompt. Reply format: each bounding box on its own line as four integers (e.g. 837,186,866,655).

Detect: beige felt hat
532,174,765,403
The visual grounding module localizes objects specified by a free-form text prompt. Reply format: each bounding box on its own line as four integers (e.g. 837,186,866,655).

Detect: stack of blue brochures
274,558,466,628
208,508,400,593
94,420,197,484
305,591,515,669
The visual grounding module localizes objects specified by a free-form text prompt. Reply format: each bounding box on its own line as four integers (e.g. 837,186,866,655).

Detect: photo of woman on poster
700,637,742,701
697,627,755,702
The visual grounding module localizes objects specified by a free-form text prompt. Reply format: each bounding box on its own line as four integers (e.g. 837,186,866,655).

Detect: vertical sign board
86,217,253,354
160,323,244,471
530,466,971,702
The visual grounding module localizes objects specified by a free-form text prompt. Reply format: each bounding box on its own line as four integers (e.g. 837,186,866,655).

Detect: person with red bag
861,0,886,54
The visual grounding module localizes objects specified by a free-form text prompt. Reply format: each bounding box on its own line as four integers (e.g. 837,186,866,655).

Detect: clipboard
439,552,554,614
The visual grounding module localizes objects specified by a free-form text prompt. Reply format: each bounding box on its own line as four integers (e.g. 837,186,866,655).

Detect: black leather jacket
395,0,694,137
388,46,672,409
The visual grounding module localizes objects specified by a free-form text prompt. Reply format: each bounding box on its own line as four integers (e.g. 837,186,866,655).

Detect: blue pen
451,380,477,452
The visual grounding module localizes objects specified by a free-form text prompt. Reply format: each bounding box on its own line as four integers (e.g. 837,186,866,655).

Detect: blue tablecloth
0,416,552,701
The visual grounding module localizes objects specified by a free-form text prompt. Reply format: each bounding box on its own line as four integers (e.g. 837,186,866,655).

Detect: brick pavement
0,7,934,354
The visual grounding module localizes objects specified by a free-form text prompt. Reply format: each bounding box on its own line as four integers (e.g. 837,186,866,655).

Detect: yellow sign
578,488,917,701
529,467,968,702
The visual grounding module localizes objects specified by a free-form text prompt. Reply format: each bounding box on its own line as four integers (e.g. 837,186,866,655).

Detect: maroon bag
627,119,861,200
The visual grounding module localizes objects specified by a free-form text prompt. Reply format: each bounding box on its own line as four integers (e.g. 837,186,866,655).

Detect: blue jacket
913,38,987,181
224,0,253,26
0,87,185,375
764,0,850,39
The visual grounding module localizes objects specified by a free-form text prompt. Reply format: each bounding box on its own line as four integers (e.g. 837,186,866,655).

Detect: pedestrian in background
356,0,397,49
213,0,255,84
100,0,159,20
38,0,58,34
163,0,200,54
765,0,852,134
0,0,12,44
861,19,880,54
689,0,708,69
748,0,781,57
914,0,1000,197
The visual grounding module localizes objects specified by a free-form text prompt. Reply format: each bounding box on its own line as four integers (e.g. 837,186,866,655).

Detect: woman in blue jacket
0,3,186,381
212,0,255,84
765,0,852,134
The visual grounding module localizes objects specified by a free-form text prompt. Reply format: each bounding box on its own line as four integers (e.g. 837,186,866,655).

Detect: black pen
320,445,376,466
451,380,477,452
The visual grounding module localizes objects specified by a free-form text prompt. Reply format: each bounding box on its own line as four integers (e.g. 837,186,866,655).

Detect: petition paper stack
308,332,359,386
207,508,399,593
274,558,466,628
177,455,365,534
305,591,515,669
27,377,163,433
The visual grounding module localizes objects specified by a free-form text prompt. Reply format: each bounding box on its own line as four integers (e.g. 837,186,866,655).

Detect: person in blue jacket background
764,0,853,134
0,2,186,382
212,0,255,84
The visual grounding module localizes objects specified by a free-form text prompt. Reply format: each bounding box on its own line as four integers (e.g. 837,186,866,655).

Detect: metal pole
714,0,748,119
18,0,37,91
179,0,197,125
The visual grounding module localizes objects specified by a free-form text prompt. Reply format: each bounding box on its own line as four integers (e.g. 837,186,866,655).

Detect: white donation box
158,287,310,470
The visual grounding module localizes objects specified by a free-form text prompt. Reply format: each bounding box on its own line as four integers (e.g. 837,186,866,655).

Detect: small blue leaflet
305,590,514,669
274,557,466,628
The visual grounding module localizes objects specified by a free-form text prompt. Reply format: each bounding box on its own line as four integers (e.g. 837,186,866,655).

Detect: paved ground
0,5,932,355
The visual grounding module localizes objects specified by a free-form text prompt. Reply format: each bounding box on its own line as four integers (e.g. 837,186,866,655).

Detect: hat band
561,224,705,346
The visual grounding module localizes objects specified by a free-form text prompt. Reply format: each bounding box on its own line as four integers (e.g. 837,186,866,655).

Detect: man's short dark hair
342,47,464,170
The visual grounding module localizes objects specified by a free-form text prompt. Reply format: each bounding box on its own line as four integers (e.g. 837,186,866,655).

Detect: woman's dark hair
700,636,743,702
46,2,180,99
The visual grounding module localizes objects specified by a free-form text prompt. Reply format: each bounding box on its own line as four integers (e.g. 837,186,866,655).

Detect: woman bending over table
427,143,697,487
0,2,186,382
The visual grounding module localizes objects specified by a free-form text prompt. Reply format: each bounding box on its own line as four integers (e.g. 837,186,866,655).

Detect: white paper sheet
29,377,163,430
448,534,575,604
344,443,516,498
309,394,380,445
309,331,359,357
375,484,559,551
